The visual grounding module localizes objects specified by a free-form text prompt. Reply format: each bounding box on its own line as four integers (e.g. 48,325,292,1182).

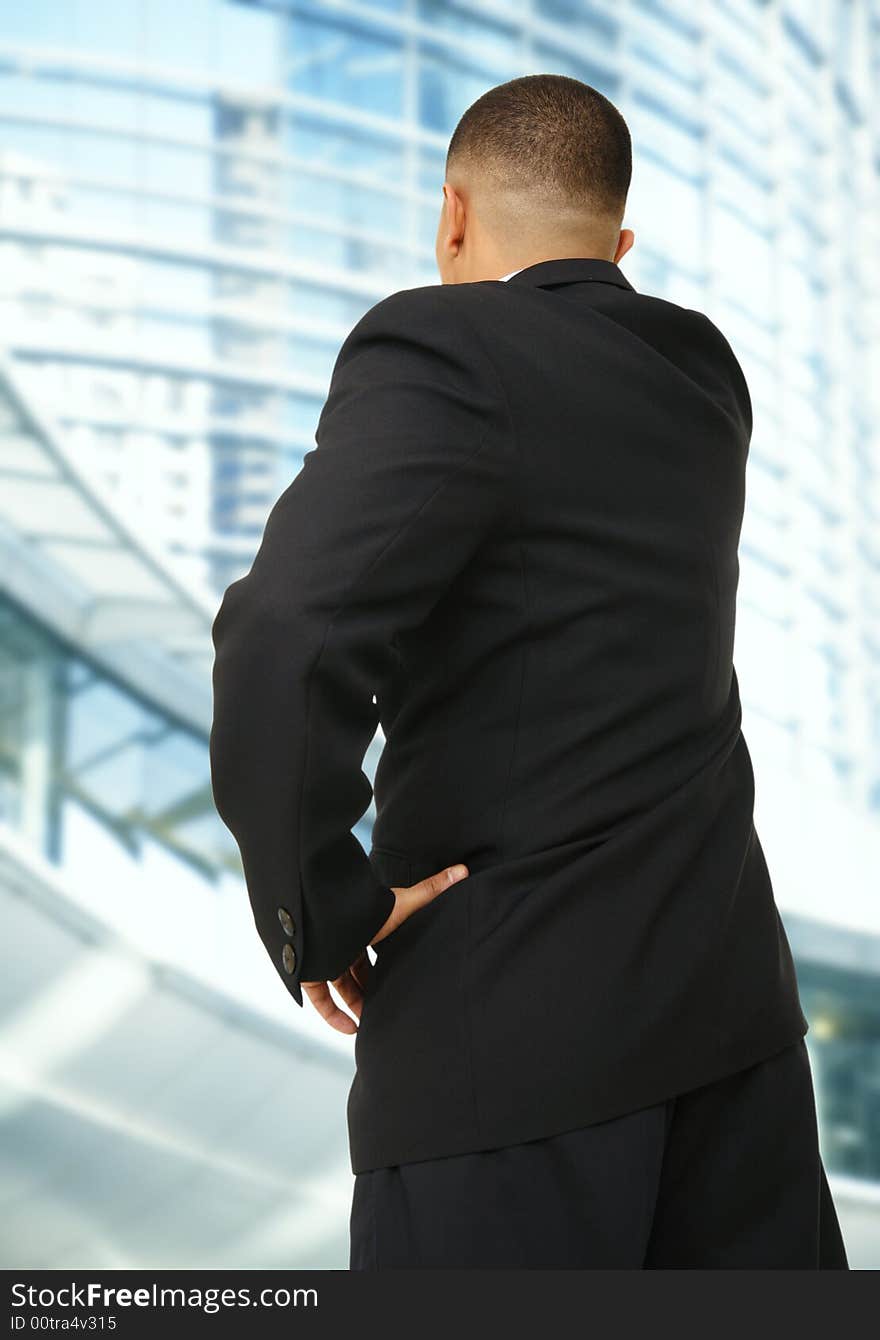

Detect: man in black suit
210,74,848,1268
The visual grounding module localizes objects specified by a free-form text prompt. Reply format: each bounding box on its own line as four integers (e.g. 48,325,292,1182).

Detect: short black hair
446,74,631,220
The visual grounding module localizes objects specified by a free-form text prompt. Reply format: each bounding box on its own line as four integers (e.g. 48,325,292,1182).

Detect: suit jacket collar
506,256,634,293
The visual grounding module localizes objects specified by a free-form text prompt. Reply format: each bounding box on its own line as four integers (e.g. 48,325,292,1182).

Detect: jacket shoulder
685,307,754,436
335,281,500,386
349,281,463,336
351,278,514,341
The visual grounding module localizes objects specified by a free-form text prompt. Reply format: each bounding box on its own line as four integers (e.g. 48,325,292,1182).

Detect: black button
277,906,295,936
282,943,296,975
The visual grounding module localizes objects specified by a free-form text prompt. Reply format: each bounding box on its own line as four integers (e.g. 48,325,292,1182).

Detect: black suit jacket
210,257,808,1173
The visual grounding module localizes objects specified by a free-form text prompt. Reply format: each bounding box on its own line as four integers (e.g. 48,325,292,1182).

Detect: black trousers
349,1038,849,1269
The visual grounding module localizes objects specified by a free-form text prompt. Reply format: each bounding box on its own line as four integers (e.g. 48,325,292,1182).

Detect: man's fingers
349,950,373,992
304,867,469,1026
302,980,358,1034
333,968,365,1020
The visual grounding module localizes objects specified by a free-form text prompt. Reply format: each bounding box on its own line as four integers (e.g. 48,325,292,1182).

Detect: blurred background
0,0,878,1270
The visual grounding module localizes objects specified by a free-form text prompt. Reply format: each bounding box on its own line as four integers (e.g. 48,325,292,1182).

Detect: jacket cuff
283,879,398,1003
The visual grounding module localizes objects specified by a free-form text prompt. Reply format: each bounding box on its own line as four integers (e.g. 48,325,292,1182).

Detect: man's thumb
402,863,469,917
419,863,469,903
372,864,469,948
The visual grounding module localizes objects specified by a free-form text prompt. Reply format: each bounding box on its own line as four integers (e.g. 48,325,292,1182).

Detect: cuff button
282,943,297,975
277,907,295,936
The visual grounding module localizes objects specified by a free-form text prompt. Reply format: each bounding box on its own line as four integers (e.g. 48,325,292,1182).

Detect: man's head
435,74,634,284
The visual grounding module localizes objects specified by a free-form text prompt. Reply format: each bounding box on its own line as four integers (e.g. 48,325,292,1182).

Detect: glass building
0,0,878,1267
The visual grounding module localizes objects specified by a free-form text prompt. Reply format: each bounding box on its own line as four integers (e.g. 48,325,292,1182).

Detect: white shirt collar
498,268,523,281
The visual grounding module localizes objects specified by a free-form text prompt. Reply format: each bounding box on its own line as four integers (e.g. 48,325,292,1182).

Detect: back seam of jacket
451,295,531,867
446,293,531,1151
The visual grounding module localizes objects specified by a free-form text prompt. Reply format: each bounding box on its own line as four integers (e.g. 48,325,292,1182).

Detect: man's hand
302,863,469,1034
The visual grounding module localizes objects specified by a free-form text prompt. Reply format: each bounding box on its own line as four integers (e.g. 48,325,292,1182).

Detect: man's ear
440,182,466,261
614,228,635,263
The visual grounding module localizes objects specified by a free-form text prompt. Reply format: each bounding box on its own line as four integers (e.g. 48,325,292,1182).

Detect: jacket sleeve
209,285,511,1004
